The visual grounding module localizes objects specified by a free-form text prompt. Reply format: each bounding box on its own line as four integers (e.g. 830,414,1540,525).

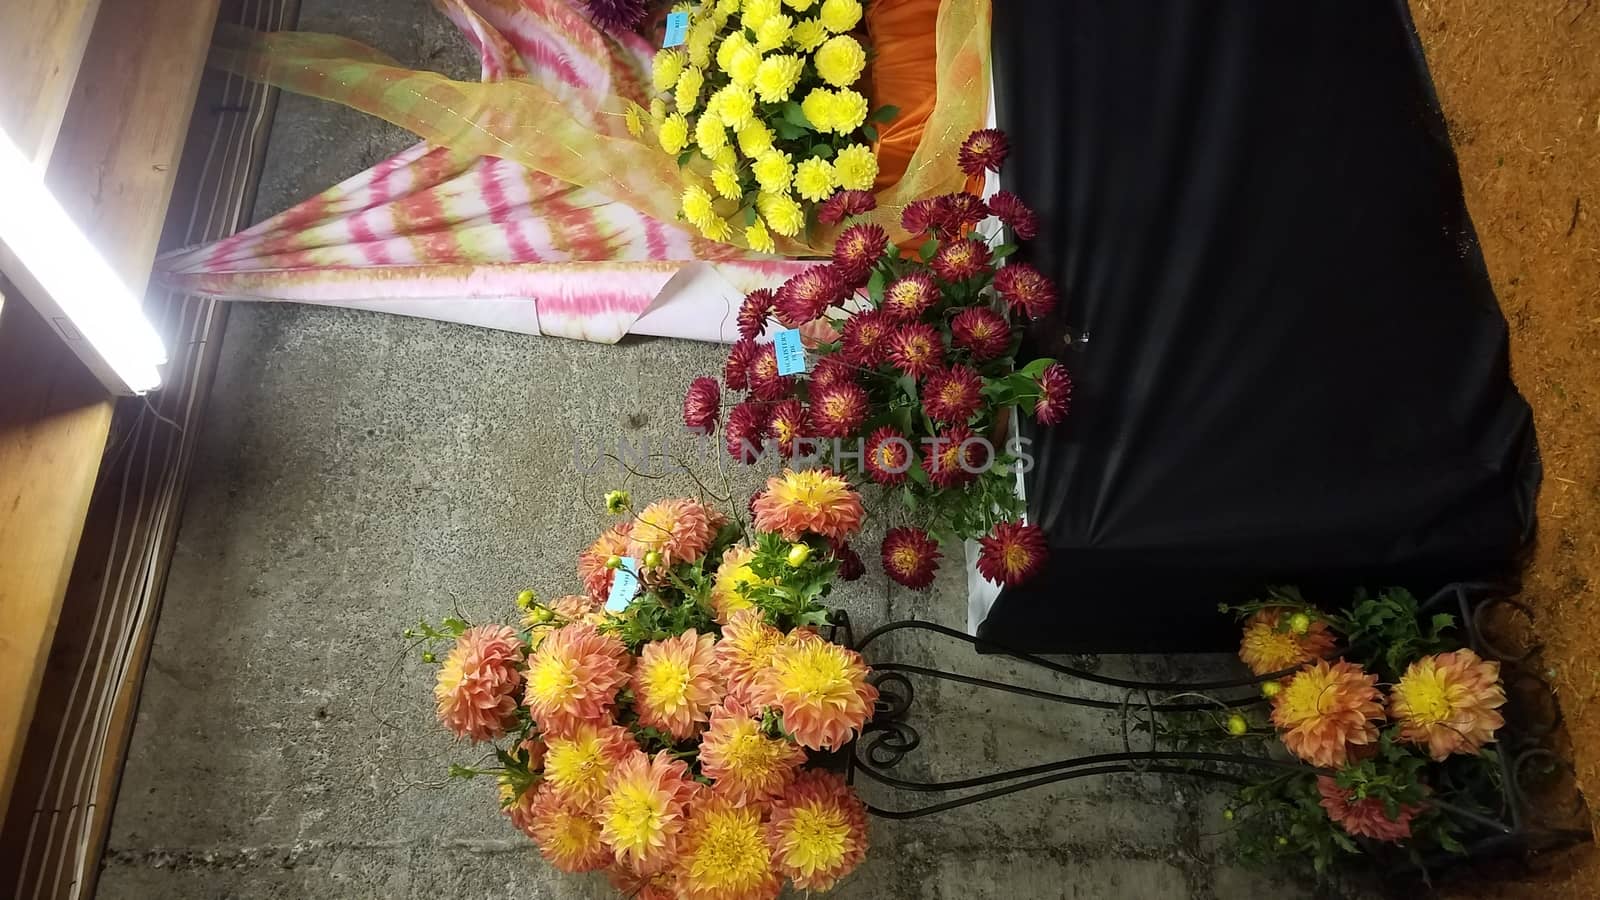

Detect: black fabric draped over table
979,0,1541,653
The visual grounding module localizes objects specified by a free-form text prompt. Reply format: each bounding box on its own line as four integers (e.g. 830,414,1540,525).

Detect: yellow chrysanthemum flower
711,164,743,200
675,66,705,115
649,97,667,123
746,217,777,253
653,49,686,93
752,148,795,193
623,102,646,139
712,144,738,169
782,0,817,10
718,0,741,14
832,143,878,190
754,13,793,52
658,113,690,154
716,31,753,74
737,120,775,158
700,216,734,242
829,87,869,134
794,156,837,202
758,191,805,236
741,0,781,31
687,19,717,68
800,87,835,133
714,84,757,130
695,114,728,158
682,185,716,229
790,17,827,52
728,49,761,86
814,34,865,87
818,0,861,32
753,53,805,104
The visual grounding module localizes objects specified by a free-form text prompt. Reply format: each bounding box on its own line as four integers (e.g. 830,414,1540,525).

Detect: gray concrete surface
100,2,1346,897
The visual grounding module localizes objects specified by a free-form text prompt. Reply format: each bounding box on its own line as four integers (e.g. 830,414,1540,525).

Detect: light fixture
0,126,167,395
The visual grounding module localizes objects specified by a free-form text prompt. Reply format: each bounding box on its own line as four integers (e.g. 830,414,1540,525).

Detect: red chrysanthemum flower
937,193,990,238
901,197,943,236
810,353,858,391
949,310,1009,364
808,381,868,438
832,223,889,284
959,127,1010,176
581,0,648,34
765,399,812,458
881,271,940,321
922,365,984,424
774,266,847,328
723,339,759,391
881,526,941,588
682,376,721,435
1033,363,1073,425
747,342,795,401
921,424,988,489
994,263,1058,318
767,770,869,891
932,238,993,282
863,425,915,485
725,401,771,464
976,520,1047,585
831,539,865,581
737,289,774,341
887,322,945,379
986,190,1038,240
818,188,877,226
841,309,894,367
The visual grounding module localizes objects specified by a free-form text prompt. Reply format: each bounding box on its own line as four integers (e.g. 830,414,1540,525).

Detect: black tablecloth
977,0,1540,653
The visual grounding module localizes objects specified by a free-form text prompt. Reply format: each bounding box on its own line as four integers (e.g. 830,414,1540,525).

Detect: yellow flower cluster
646,0,883,246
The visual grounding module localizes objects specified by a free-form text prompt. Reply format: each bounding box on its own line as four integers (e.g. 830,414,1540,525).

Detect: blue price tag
605,557,640,612
773,328,807,376
663,12,690,48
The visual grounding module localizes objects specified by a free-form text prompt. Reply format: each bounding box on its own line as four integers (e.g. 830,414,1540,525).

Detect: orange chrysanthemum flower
579,521,632,602
599,750,698,875
752,468,865,542
1316,775,1420,843
628,498,719,569
550,593,602,621
710,544,769,624
633,630,725,740
526,782,613,873
699,697,805,805
759,635,878,750
716,609,788,707
543,721,638,809
607,866,679,900
434,625,524,742
1238,608,1337,677
675,795,781,900
524,623,631,736
1271,660,1386,768
767,770,869,891
1390,649,1506,761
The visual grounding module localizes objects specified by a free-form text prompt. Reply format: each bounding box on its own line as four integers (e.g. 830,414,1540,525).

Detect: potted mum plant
683,127,1070,591
417,474,880,898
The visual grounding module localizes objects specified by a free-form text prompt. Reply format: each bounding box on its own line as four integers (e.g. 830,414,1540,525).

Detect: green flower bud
786,543,812,567
1288,612,1312,635
605,554,624,570
516,589,536,609
643,550,663,568
605,490,632,514
1225,714,1249,737
421,651,437,664
1223,808,1235,822
1260,680,1282,698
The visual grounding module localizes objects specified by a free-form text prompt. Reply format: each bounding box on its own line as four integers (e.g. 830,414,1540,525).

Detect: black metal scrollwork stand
828,583,1590,869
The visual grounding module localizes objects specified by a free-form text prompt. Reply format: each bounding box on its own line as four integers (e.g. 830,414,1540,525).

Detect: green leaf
866,269,886,303
1018,357,1055,378
919,237,939,261
810,144,835,159
991,242,1018,261
745,205,758,226
871,104,901,123
781,101,814,130
861,124,878,143
774,119,806,141
441,616,468,635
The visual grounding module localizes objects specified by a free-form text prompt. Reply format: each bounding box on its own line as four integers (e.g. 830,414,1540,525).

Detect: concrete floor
100,2,1343,897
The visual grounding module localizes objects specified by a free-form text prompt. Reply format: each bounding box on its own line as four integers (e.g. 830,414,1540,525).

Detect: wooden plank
0,294,114,816
0,0,102,162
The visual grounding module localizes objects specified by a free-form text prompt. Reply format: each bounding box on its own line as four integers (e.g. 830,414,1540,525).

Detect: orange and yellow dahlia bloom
710,544,770,623
542,721,638,809
766,770,869,891
599,750,698,875
433,625,524,742
716,609,787,706
759,632,878,750
579,521,632,602
674,795,782,900
607,866,678,900
1390,649,1505,761
498,776,539,838
627,498,720,569
752,468,865,542
699,697,805,805
526,782,613,873
1316,775,1420,843
1238,608,1337,677
1271,659,1385,768
633,629,725,740
524,623,631,736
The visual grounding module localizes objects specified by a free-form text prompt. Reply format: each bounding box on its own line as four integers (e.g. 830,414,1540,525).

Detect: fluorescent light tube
0,126,167,394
